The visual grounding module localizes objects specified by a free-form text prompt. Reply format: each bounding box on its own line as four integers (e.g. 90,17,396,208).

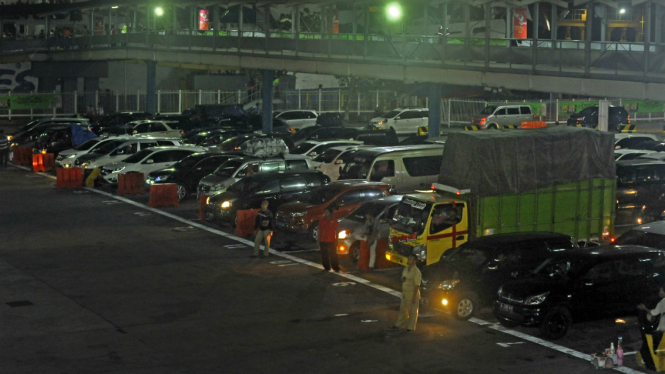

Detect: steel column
532,2,539,69
644,1,652,75
262,70,274,134
146,61,157,115
428,83,441,138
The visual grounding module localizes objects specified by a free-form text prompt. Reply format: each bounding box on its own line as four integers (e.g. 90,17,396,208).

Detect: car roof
558,245,662,259
246,169,324,180
363,195,404,205
466,232,572,248
615,149,653,155
327,180,391,188
302,140,364,146
349,145,443,158
616,160,665,167
627,220,665,234
144,146,204,152
615,133,658,140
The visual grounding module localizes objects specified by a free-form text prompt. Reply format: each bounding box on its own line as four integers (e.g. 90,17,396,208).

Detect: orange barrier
198,195,209,220
56,168,83,188
357,241,370,270
117,173,146,196
521,121,547,129
234,209,259,238
148,183,179,208
13,147,32,166
32,153,55,172
375,239,397,269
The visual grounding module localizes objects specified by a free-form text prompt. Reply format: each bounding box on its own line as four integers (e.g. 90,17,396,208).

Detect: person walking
318,207,340,272
252,200,274,258
637,288,665,370
0,130,9,168
388,254,422,333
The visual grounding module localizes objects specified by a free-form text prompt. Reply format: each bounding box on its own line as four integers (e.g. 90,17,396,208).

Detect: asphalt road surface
0,164,652,374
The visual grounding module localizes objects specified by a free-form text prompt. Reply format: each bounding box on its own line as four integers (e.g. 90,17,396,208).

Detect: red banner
332,10,339,33
199,9,209,31
514,8,527,39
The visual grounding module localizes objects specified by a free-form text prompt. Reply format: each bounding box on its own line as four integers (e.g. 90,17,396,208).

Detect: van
471,105,534,129
369,108,429,134
338,145,444,193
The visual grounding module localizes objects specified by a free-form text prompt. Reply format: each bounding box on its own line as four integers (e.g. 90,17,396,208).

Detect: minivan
471,105,534,129
338,145,444,194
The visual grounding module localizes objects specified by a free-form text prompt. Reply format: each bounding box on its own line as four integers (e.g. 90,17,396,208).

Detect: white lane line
16,165,642,373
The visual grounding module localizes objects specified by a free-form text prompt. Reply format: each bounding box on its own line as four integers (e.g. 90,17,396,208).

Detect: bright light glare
619,8,626,14
386,3,402,21
111,6,118,9
442,299,448,306
155,7,164,16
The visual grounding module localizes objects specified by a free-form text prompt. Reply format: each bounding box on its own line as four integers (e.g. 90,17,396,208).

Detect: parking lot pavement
0,165,649,373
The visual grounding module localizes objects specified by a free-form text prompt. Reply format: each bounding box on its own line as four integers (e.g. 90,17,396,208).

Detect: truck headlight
439,279,459,290
221,201,232,209
413,245,426,260
338,230,352,240
524,292,549,305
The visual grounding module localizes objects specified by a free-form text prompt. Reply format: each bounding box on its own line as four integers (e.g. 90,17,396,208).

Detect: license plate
499,303,513,313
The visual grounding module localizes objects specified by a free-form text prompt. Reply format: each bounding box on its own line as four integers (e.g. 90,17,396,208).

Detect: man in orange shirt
317,207,340,272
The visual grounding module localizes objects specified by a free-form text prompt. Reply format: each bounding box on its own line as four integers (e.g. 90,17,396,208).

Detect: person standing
388,254,422,333
318,207,340,272
0,130,9,168
353,213,380,270
637,288,665,370
252,200,274,258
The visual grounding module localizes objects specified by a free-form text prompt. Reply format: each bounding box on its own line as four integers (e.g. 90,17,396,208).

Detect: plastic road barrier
148,184,179,208
521,121,547,129
234,209,259,238
13,148,32,166
357,241,370,270
32,153,55,172
198,195,209,220
56,168,83,188
117,173,146,196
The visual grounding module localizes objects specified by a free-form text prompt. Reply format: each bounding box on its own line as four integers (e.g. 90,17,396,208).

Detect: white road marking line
497,342,525,348
278,263,299,267
224,244,247,249
270,260,292,265
16,165,643,373
280,248,319,253
334,314,348,317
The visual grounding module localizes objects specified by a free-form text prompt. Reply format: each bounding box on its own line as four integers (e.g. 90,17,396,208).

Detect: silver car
471,105,534,129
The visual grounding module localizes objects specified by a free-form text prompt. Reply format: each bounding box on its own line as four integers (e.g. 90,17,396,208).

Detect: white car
369,108,429,134
74,138,181,170
291,140,364,159
614,133,658,150
131,120,184,138
100,146,206,185
56,136,132,168
312,145,365,173
614,149,655,161
274,110,318,132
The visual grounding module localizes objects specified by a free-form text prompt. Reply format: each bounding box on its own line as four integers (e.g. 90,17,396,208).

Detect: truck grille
390,241,415,256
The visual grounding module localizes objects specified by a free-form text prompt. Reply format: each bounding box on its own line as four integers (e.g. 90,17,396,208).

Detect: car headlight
221,200,233,209
413,244,426,260
338,230,352,240
497,286,504,297
206,196,211,205
524,292,549,305
7,135,12,141
112,166,125,173
155,175,169,182
292,211,307,217
439,279,459,291
10,142,17,147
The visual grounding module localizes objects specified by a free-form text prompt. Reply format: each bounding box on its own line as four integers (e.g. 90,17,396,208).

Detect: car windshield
123,149,154,163
532,257,588,281
383,110,401,119
291,126,321,142
480,106,497,115
443,245,490,270
391,198,432,235
348,202,386,222
579,106,597,115
219,136,251,150
340,156,373,179
298,186,342,205
314,148,342,163
292,142,316,155
173,155,205,170
214,159,244,176
96,140,127,154
615,230,665,249
74,138,100,151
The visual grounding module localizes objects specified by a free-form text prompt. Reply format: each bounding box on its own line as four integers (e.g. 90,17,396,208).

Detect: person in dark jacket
0,130,8,168
252,200,274,258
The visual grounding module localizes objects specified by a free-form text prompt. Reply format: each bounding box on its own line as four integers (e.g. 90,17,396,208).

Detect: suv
494,246,665,339
276,180,394,241
615,220,665,249
9,118,91,148
56,136,128,168
471,105,534,129
616,160,665,206
369,108,429,134
130,120,184,138
74,138,181,169
566,105,630,131
181,129,252,147
421,233,575,320
197,155,313,197
274,110,318,132
91,112,152,134
206,170,330,224
614,133,658,150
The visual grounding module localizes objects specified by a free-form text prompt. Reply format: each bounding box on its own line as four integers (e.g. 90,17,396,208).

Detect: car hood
148,168,177,178
279,201,316,213
198,174,235,188
209,191,239,203
499,276,568,299
77,152,104,162
568,113,585,119
338,218,365,232
58,149,78,157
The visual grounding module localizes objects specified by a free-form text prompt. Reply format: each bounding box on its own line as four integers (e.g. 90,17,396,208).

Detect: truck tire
539,306,572,340
453,292,477,320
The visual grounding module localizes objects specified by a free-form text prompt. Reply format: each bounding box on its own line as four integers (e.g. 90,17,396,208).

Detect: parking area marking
497,342,525,348
13,164,645,373
224,244,247,249
270,260,292,265
278,263,299,267
134,212,150,216
332,282,356,287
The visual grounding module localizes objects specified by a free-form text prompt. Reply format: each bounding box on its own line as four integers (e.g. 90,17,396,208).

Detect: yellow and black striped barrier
501,125,518,129
464,126,480,131
417,127,428,136
619,125,637,133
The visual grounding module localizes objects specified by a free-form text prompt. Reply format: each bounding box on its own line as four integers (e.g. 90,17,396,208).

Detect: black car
34,126,75,156
421,233,575,320
625,140,665,152
316,112,343,126
206,170,330,224
566,105,630,131
213,133,296,153
147,153,239,200
616,160,665,206
91,112,152,134
614,221,665,249
182,129,252,147
353,130,399,146
494,246,665,339
290,125,346,146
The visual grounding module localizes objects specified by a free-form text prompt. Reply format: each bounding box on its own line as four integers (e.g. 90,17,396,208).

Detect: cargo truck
386,127,616,267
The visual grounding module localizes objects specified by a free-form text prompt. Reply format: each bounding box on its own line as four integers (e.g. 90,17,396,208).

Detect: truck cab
387,188,468,267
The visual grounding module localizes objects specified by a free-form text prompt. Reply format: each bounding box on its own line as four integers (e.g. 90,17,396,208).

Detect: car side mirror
146,159,154,164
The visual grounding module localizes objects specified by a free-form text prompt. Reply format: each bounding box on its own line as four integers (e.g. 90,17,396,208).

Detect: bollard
148,184,179,208
198,195,209,220
374,239,397,269
56,168,83,188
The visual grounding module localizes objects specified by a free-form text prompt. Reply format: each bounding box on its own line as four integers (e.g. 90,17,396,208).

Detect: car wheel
486,124,499,130
497,317,519,328
308,222,319,242
350,242,360,263
176,184,188,200
539,306,572,340
453,293,477,320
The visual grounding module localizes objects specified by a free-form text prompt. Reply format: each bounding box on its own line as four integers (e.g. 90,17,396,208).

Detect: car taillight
533,114,536,119
627,115,631,124
480,118,486,127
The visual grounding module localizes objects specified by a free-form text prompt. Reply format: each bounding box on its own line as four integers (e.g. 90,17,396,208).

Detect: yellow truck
386,127,616,267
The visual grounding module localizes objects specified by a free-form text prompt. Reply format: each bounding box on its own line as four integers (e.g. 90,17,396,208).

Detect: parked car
616,160,665,206
100,146,205,185
627,140,665,152
315,148,363,181
74,138,181,170
206,170,330,224
33,126,76,156
130,120,184,138
274,110,318,132
91,112,152,134
316,112,343,126
369,108,429,134
197,154,313,197
421,232,576,321
210,133,295,153
339,145,444,194
56,136,129,168
637,153,665,161
614,133,658,150
614,149,655,161
276,180,394,241
10,117,90,142
566,105,630,131
181,128,252,147
290,125,354,146
337,195,403,262
615,221,665,249
147,152,238,200
471,105,534,129
292,140,364,159
493,246,665,339
353,130,400,146
9,119,90,149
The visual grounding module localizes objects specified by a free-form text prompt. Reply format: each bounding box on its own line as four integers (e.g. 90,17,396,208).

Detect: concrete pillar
506,4,512,47
84,77,100,92
599,5,607,42
584,4,593,75
551,4,557,49
485,3,491,68
428,83,441,138
644,1,651,75
532,2,539,67
262,70,274,134
146,60,157,115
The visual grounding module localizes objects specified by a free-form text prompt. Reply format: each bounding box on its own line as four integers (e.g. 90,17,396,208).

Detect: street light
386,3,402,21
155,7,164,16
619,8,626,14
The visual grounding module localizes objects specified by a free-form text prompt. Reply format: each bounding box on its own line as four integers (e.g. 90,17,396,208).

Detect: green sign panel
0,94,58,110
623,100,664,114
558,101,597,115
490,102,548,116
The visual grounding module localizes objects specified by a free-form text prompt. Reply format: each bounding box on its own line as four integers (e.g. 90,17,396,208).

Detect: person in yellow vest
388,254,421,332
